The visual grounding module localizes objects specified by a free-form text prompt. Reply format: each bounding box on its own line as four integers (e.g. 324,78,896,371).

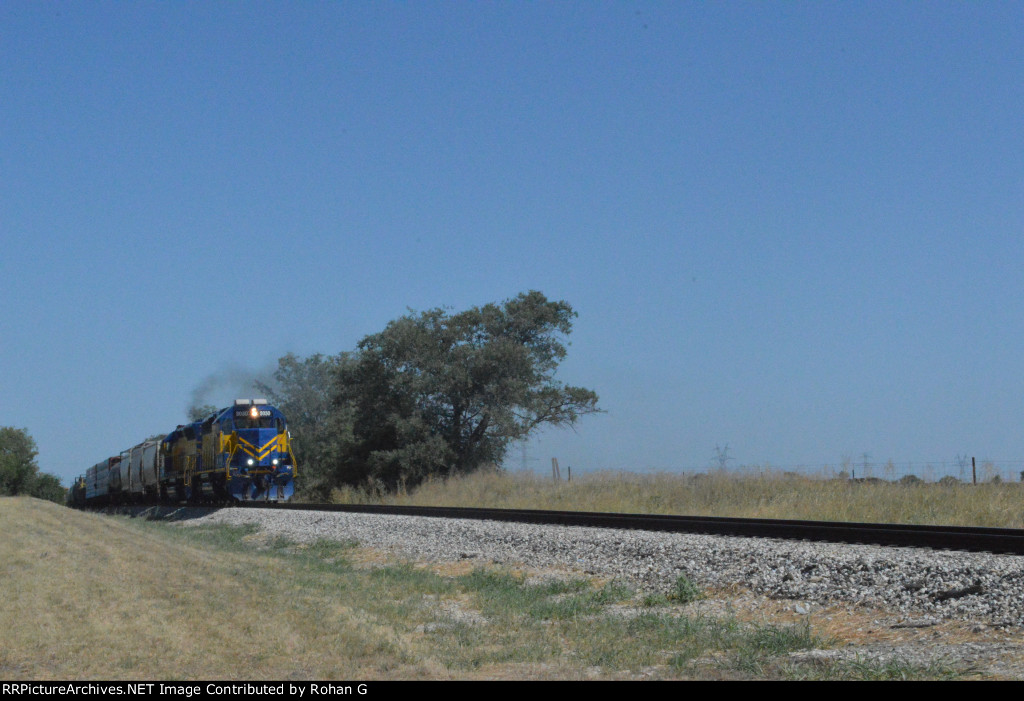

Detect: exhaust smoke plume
187,362,280,421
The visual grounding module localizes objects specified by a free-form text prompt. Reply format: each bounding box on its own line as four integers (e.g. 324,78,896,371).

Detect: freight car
69,399,296,506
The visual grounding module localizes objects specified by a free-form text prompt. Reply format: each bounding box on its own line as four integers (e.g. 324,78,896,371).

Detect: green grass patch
177,522,260,549
458,570,632,621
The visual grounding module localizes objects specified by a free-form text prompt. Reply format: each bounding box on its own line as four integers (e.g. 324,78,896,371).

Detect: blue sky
2,2,1022,485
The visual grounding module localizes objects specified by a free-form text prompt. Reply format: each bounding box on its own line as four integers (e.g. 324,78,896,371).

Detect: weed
745,620,819,655
730,620,823,677
667,575,702,603
303,538,359,560
783,654,977,681
641,592,670,607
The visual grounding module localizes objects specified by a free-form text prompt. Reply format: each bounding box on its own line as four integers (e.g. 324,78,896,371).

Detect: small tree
0,427,42,496
0,427,64,503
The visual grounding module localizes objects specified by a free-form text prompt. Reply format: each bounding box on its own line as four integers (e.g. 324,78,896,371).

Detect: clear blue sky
2,2,1023,485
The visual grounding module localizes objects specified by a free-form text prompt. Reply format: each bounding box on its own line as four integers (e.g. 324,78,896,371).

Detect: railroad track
222,501,1024,556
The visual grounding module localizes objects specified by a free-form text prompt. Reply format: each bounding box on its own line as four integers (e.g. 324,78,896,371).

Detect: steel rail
237,501,1024,555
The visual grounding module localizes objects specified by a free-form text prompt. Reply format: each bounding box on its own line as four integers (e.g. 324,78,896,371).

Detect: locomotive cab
225,399,295,501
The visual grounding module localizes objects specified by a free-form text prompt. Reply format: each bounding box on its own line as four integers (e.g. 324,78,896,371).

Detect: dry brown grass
329,468,1024,528
0,497,427,680
1,496,993,680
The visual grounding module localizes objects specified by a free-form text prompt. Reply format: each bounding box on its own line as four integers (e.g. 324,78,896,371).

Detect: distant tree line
255,291,601,498
0,427,64,503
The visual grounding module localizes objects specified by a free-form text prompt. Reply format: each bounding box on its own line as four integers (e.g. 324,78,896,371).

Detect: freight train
68,399,296,506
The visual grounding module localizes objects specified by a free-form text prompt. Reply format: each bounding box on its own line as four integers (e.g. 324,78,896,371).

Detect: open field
0,497,997,680
328,469,1024,528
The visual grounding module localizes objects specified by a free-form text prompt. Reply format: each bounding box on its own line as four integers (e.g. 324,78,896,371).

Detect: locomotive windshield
233,409,282,430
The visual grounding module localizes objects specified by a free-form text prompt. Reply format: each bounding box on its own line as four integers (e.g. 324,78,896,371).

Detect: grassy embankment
328,469,1024,528
0,497,970,680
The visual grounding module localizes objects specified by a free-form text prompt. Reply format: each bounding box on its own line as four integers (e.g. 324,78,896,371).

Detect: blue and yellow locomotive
71,398,296,506
163,399,296,502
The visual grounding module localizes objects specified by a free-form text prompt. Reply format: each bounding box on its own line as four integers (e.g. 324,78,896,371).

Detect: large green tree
331,291,600,489
0,427,65,502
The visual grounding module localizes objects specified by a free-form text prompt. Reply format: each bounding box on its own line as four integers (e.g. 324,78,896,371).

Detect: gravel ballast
169,507,1024,628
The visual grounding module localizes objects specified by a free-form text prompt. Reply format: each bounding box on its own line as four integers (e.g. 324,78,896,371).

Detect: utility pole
516,439,538,473
712,444,734,471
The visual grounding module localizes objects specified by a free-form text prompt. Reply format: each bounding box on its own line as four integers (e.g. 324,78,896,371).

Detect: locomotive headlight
272,459,279,466
248,458,255,466
250,406,259,418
